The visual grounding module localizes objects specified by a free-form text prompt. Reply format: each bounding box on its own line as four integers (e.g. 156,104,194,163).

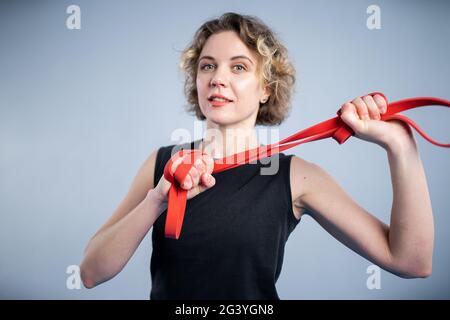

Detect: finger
194,157,206,174
170,155,185,176
201,172,215,187
373,94,387,114
341,102,358,117
187,174,215,199
187,166,201,188
202,153,215,174
352,97,370,120
187,156,210,189
170,152,214,189
170,153,195,189
362,95,380,120
340,102,361,130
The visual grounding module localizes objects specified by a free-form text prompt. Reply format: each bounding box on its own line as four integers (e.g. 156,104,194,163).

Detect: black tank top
150,140,300,300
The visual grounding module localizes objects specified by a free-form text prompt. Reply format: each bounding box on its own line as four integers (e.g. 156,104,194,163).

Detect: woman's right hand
152,152,216,204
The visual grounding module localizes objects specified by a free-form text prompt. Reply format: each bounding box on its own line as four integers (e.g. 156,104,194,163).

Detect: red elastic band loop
163,93,450,239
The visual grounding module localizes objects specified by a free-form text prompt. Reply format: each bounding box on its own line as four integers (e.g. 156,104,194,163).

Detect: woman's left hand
339,94,415,149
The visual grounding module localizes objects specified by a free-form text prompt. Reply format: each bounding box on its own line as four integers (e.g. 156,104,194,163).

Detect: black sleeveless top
150,140,300,300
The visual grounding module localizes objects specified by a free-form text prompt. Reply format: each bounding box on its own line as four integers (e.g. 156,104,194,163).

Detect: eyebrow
198,55,254,65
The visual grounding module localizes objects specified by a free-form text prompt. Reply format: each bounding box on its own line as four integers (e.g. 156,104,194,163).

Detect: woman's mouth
209,98,232,107
207,95,233,107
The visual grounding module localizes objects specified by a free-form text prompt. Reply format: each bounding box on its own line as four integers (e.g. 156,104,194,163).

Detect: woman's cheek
196,77,209,98
232,77,259,105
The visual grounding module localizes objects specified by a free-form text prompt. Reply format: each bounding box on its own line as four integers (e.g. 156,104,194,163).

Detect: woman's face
196,31,270,127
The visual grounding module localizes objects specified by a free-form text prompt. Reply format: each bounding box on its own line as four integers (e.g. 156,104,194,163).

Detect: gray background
0,0,449,299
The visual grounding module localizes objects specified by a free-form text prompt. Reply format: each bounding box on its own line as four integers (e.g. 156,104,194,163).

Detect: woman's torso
150,140,300,299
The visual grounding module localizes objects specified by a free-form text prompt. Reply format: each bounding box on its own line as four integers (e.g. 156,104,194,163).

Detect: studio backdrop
0,0,449,299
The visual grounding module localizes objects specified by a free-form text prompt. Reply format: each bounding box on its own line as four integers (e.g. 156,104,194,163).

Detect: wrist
380,120,417,153
384,135,418,157
146,188,167,211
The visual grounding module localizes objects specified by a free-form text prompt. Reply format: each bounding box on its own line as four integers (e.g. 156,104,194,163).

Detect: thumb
186,173,216,199
339,103,366,134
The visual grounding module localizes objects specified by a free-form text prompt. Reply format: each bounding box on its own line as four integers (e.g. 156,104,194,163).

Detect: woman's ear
260,86,271,104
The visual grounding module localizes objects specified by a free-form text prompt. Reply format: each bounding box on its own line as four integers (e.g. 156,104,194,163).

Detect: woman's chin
208,119,235,127
203,113,237,126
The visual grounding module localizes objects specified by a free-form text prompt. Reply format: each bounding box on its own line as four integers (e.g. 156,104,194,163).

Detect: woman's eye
200,63,246,72
200,64,214,71
233,64,246,71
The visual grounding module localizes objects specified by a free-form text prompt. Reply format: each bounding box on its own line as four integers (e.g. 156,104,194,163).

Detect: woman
80,12,434,299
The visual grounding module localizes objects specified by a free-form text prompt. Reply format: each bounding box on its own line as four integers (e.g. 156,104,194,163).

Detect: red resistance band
163,92,450,239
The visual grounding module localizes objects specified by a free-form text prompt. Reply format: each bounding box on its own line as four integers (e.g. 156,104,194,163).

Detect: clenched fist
339,94,415,149
153,151,216,203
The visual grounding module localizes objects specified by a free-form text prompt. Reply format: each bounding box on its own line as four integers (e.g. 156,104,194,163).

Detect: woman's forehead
200,31,258,63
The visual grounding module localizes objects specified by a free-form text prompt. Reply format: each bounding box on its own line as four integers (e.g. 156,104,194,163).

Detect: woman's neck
199,124,261,159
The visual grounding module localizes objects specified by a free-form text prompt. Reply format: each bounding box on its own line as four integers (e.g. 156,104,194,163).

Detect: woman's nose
210,77,226,88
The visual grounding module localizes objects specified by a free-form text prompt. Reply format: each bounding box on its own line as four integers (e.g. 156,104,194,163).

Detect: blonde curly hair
179,12,296,126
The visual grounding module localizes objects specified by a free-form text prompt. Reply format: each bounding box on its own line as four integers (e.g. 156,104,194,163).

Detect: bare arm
80,149,166,288
292,135,434,278
385,137,434,277
80,190,167,288
80,148,216,288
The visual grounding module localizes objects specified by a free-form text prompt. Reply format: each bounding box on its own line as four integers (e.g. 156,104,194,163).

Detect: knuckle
366,103,376,112
194,158,206,172
363,95,374,103
374,94,385,102
203,155,215,172
340,103,352,115
352,97,363,104
344,102,353,108
190,167,199,179
182,176,192,188
355,103,365,110
372,109,380,117
170,157,183,174
368,109,380,118
374,94,387,107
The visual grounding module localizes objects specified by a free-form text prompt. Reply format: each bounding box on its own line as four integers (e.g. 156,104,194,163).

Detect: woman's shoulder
290,155,343,219
289,155,318,218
